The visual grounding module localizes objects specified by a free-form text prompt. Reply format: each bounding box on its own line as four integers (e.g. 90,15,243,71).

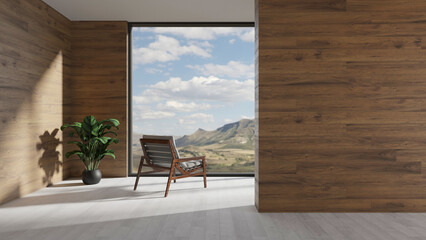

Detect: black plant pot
82,169,102,185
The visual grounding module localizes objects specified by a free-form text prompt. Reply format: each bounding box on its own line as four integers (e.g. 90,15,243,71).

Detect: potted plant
61,116,120,185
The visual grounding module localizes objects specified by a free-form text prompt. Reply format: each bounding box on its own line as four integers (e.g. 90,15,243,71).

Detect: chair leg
165,163,175,197
133,157,144,191
173,168,176,183
203,158,207,188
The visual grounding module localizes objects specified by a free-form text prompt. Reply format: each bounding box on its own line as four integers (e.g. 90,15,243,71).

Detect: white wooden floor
1,177,426,240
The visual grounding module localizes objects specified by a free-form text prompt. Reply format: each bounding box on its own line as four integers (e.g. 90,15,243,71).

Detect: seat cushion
142,135,205,171
180,160,203,170
154,162,173,168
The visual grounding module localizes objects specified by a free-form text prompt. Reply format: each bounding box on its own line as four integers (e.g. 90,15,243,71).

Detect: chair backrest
140,135,180,167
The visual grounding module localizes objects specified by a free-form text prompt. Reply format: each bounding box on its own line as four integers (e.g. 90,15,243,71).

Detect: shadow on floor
2,206,425,240
0,205,258,240
1,180,253,208
48,182,85,188
0,185,156,208
133,176,253,185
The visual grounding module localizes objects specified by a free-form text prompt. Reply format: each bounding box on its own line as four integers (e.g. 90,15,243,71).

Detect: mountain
176,119,255,149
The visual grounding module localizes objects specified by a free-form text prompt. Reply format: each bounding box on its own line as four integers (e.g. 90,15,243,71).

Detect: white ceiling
43,0,254,22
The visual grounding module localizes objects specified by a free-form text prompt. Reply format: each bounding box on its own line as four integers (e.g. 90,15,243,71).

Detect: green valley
132,119,255,173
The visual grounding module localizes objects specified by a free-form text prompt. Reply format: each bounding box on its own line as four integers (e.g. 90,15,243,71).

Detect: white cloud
241,115,254,119
134,76,254,103
188,40,213,48
224,118,234,123
133,35,211,64
133,125,142,132
133,96,155,104
145,68,162,74
140,111,175,120
136,27,254,42
229,39,236,44
157,100,211,112
133,105,176,120
179,113,214,125
187,61,254,79
239,29,255,42
143,27,235,40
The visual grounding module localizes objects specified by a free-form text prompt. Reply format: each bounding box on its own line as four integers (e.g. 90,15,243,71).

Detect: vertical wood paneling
256,0,426,212
64,22,128,178
0,0,70,204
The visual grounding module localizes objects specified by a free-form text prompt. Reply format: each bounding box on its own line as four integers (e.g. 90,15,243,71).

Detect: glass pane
131,26,254,173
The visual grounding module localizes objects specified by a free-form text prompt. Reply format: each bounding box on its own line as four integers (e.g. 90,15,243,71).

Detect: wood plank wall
64,22,128,178
0,0,70,204
256,0,426,212
0,0,128,204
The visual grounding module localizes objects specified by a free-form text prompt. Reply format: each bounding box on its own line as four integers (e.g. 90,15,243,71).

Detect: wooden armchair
133,135,207,197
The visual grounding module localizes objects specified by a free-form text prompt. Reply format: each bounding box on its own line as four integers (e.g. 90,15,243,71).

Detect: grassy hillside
131,119,255,173
176,119,255,149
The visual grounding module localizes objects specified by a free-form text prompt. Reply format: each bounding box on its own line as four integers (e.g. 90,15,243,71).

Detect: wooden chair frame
133,138,207,197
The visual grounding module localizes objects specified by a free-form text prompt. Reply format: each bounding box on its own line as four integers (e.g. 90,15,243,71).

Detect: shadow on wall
0,49,66,205
0,185,21,206
0,0,70,205
37,129,63,187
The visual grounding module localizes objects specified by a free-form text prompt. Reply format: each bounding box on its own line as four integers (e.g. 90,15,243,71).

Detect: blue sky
132,27,254,136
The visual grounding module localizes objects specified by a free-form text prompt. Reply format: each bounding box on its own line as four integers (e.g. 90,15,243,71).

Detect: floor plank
0,177,425,240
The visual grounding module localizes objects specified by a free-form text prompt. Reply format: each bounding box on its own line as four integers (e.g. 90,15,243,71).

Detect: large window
130,24,254,174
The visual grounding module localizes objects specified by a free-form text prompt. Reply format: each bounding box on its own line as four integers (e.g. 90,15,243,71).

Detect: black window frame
128,22,255,177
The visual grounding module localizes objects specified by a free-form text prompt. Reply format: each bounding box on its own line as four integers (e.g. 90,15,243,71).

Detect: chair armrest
175,156,205,162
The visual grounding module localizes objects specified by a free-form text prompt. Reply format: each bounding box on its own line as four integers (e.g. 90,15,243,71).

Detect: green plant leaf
95,136,111,144
101,152,116,160
67,141,87,152
62,122,87,141
91,125,100,137
62,116,119,169
65,150,82,159
60,123,77,131
82,116,98,136
99,124,118,134
99,118,120,127
103,131,118,136
105,149,115,154
84,115,97,126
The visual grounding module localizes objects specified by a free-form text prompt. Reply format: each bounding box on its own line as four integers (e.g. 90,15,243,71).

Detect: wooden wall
0,1,128,204
64,22,128,178
256,0,426,212
0,0,70,204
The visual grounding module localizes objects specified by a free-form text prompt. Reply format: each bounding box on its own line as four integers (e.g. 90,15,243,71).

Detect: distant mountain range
175,119,255,149
132,118,255,149
131,119,255,172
